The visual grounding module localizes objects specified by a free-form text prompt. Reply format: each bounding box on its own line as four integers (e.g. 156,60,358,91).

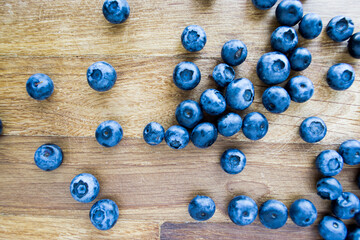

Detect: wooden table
0,0,359,239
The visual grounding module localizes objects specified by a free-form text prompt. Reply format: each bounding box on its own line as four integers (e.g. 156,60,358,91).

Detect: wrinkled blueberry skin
200,89,226,116
176,100,203,129
299,13,323,39
348,227,360,240
173,62,201,90
102,0,130,24
221,40,248,66
191,122,218,149
165,125,189,150
87,61,117,92
289,47,311,71
217,112,242,137
271,26,298,54
242,112,269,141
318,216,347,240
188,195,216,221
90,199,119,230
259,200,288,229
275,0,303,26
143,122,164,146
26,73,54,100
252,0,277,10
327,63,355,91
257,52,290,85
331,192,360,219
181,25,207,52
299,117,327,143
348,32,360,59
285,76,314,103
95,120,123,147
262,86,290,114
326,16,354,42
70,173,100,203
289,199,317,227
317,177,343,200
316,150,344,177
339,140,360,165
0,119,2,135
34,144,63,171
220,148,246,174
225,78,254,110
212,63,235,87
228,195,258,226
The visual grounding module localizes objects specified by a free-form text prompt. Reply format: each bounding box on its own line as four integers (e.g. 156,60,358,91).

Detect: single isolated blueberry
191,122,218,149
285,76,314,103
165,125,189,150
327,63,355,91
87,61,117,92
90,199,119,230
326,16,354,42
316,150,344,177
275,0,303,26
200,89,226,116
348,32,360,59
339,139,360,165
228,195,258,226
331,192,360,219
95,120,123,147
173,62,201,90
251,0,277,10
348,227,360,240
26,73,54,100
217,112,242,137
102,0,130,24
70,173,100,203
257,52,290,85
271,26,298,54
299,13,323,40
288,47,312,71
212,63,235,87
220,148,246,174
175,100,203,129
316,177,343,200
225,78,254,110
221,40,248,66
0,119,2,135
188,195,216,221
143,122,165,146
289,199,317,227
242,112,269,141
262,86,291,114
181,25,207,52
34,144,63,171
318,216,347,240
299,117,327,143
259,200,288,229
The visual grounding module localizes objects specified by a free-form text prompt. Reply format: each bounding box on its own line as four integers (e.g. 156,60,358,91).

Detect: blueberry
89,199,119,230
221,40,248,66
87,61,117,92
331,192,360,219
70,173,100,203
326,16,354,42
191,122,218,149
173,62,201,90
26,73,54,100
251,0,277,10
262,86,290,114
0,119,2,135
275,0,303,26
348,32,360,59
220,148,246,174
299,13,323,40
34,144,63,171
225,78,254,110
271,26,298,54
200,89,226,116
188,195,216,221
228,195,258,226
217,112,242,137
299,117,327,143
257,52,291,85
212,63,235,87
289,199,317,227
316,177,343,200
102,0,130,24
327,63,355,91
95,120,123,147
318,216,347,240
259,200,288,229
285,76,314,103
339,140,360,165
175,100,203,129
181,25,207,52
348,227,360,240
316,150,344,177
288,47,312,71
143,122,164,146
165,125,189,150
242,112,269,141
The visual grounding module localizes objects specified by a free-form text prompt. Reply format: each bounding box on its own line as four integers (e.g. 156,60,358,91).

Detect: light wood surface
0,0,359,239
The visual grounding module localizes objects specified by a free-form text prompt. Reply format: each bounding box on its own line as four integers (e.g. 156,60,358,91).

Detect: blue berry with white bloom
191,122,217,149
285,76,314,103
339,139,360,165
176,100,203,129
212,63,235,87
70,173,100,203
327,63,355,91
221,40,248,66
257,52,290,85
34,144,63,171
288,47,311,71
318,216,347,240
173,62,201,90
143,122,164,146
252,0,277,10
317,177,343,200
90,199,119,230
242,112,269,141
331,192,360,219
102,0,130,24
87,61,117,92
188,195,216,221
26,73,54,100
316,150,343,177
181,25,207,52
289,199,317,227
262,86,290,114
299,117,327,143
165,125,189,150
276,0,303,26
225,78,254,110
200,89,226,116
271,26,298,54
326,16,354,42
217,112,242,137
96,120,123,147
220,148,246,174
259,200,288,229
299,13,323,40
228,195,258,226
